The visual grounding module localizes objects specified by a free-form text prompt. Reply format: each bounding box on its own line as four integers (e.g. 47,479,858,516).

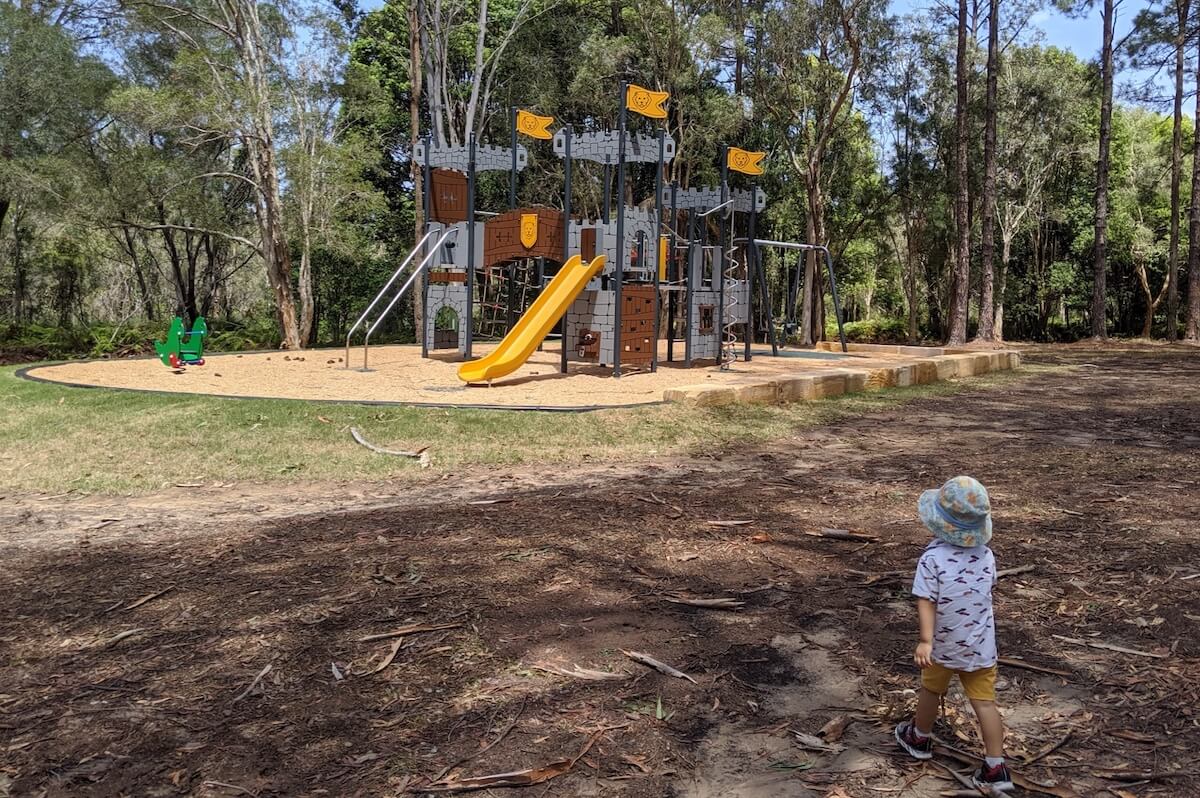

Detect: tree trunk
995,235,1011,341
237,1,302,350
0,199,9,237
1092,0,1115,340
120,227,156,321
12,211,25,325
974,0,999,342
298,226,315,345
1135,255,1169,338
947,0,971,345
411,0,426,347
1166,0,1189,340
800,159,826,346
1189,25,1200,342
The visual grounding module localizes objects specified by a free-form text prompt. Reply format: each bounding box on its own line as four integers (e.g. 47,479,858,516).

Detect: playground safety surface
1,347,1197,797
21,341,1020,409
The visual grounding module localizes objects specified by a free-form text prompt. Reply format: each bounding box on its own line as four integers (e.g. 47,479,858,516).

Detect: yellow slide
458,254,607,384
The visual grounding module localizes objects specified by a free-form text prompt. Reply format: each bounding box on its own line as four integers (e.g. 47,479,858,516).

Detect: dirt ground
1,346,1197,798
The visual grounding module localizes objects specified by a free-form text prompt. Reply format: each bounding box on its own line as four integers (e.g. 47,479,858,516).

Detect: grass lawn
0,363,1046,495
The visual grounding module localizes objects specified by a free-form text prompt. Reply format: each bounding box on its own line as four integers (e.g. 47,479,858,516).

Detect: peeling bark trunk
236,1,302,349
1166,0,1190,340
975,0,999,342
1092,0,1115,339
947,0,971,345
995,236,1011,341
1189,28,1200,342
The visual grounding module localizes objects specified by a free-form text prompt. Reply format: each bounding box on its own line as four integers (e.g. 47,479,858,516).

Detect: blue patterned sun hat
918,476,992,548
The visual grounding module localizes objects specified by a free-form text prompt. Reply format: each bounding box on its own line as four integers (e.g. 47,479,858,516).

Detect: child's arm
914,597,936,668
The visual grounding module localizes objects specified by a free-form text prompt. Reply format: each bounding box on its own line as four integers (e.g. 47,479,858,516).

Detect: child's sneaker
893,720,933,760
972,762,1014,792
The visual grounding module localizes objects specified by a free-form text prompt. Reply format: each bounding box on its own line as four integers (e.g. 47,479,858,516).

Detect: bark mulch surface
1,347,1197,798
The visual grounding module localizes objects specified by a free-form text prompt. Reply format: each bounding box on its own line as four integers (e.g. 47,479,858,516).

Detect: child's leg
969,698,1005,758
914,687,941,734
961,666,1005,759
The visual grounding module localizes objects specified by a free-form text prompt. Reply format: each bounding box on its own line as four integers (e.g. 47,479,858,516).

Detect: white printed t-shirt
911,538,997,672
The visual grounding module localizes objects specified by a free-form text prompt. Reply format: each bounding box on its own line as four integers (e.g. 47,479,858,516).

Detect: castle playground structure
345,83,849,384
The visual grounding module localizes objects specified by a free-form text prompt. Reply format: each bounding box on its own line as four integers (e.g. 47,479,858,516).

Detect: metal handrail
359,227,459,370
345,227,444,368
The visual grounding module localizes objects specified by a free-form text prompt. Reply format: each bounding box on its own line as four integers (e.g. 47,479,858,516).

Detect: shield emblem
520,213,538,249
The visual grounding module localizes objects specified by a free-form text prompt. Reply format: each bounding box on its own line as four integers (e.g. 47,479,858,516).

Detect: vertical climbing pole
560,128,572,374
717,147,729,369
509,106,518,209
684,209,696,367
612,82,628,378
602,160,611,224
652,129,664,373
465,131,476,359
420,132,433,360
745,185,755,362
667,182,678,363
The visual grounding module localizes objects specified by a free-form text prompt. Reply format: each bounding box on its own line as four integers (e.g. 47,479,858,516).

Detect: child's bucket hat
918,476,992,548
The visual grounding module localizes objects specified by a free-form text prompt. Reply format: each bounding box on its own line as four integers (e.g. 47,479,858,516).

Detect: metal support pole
465,131,476,358
602,160,611,224
824,248,848,353
421,132,433,359
666,182,678,363
560,128,572,374
717,147,729,368
684,210,696,367
613,83,627,378
652,130,664,373
509,106,518,209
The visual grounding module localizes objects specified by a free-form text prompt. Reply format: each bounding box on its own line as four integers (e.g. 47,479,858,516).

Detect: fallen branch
1093,768,1186,783
996,565,1036,579
1022,731,1072,765
122,586,174,612
358,622,462,643
202,780,257,797
232,662,273,704
998,657,1073,678
805,528,878,542
531,663,628,681
663,596,745,610
1052,635,1167,659
350,428,431,468
623,650,697,684
100,628,145,649
419,728,600,793
706,519,755,527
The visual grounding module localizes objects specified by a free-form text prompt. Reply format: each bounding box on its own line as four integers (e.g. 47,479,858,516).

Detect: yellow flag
727,147,766,176
516,109,554,140
625,84,670,119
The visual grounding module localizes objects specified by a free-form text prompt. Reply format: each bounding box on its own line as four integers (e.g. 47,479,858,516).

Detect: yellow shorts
921,663,997,701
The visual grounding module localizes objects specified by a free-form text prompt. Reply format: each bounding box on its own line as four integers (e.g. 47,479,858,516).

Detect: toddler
894,475,1012,792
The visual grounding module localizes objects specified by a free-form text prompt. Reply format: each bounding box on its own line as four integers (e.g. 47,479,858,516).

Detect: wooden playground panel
23,343,1020,410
